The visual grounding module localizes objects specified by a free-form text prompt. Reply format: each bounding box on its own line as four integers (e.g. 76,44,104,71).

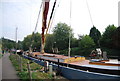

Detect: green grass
0,54,2,58
9,54,53,80
17,71,29,80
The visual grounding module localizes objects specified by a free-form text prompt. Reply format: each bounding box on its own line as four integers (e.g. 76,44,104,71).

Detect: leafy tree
53,23,73,50
1,37,16,51
79,35,95,56
22,35,32,51
32,32,41,51
79,35,95,49
71,38,79,48
22,32,41,51
112,26,120,49
100,25,117,48
45,34,54,53
89,26,101,47
17,40,22,49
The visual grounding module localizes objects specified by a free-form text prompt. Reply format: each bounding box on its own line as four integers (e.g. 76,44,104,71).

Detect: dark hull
23,55,120,79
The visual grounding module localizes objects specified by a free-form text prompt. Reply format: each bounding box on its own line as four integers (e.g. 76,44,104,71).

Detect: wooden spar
44,0,57,44
41,4,45,54
41,0,50,54
41,22,45,54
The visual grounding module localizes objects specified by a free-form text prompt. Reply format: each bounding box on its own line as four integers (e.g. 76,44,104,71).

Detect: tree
100,25,117,48
44,34,54,53
71,38,79,48
32,32,41,51
17,40,22,49
53,23,73,50
22,32,41,51
1,37,16,51
112,26,120,49
89,26,101,47
22,34,32,51
79,35,95,56
79,35,95,49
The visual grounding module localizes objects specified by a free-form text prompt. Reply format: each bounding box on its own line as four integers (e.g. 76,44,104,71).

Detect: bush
17,72,29,80
101,47,120,56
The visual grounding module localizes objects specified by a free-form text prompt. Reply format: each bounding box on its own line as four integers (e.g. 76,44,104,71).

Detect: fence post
20,56,22,72
27,60,32,81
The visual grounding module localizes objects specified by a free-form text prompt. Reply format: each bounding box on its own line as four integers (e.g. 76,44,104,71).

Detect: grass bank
0,54,2,58
9,54,53,80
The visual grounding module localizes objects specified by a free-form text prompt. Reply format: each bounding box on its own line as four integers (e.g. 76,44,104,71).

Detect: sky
0,0,120,41
118,1,120,26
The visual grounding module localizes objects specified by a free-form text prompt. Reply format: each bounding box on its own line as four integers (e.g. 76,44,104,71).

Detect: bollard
44,61,49,72
49,65,53,74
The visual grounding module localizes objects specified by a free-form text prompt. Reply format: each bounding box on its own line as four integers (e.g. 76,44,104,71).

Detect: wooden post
20,56,22,72
16,54,20,71
57,59,60,75
44,61,47,72
58,59,59,69
19,55,20,71
27,60,32,81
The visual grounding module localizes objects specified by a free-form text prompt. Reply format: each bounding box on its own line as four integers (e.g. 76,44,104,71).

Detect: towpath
1,53,20,80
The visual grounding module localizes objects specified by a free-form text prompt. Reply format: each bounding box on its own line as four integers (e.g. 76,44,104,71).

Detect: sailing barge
22,0,120,79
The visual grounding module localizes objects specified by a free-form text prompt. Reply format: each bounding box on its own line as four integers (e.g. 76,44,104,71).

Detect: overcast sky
0,0,120,41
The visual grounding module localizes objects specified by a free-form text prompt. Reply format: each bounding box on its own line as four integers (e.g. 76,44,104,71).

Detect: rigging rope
34,1,43,33
47,0,61,34
45,0,57,35
44,0,61,42
29,1,43,52
86,0,94,26
67,0,72,66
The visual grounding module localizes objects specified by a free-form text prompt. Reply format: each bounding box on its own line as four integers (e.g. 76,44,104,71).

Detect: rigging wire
30,1,43,52
34,1,43,33
86,0,94,26
86,0,101,47
48,0,61,33
67,0,72,66
45,0,57,35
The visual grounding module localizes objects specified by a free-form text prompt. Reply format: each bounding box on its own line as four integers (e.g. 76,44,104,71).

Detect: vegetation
53,23,73,50
45,34,54,53
1,23,120,57
78,35,95,56
1,37,16,51
89,26,101,47
22,32,41,51
100,25,117,48
0,54,2,58
9,54,52,80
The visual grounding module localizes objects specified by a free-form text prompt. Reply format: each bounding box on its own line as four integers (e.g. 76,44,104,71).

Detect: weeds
9,54,53,80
